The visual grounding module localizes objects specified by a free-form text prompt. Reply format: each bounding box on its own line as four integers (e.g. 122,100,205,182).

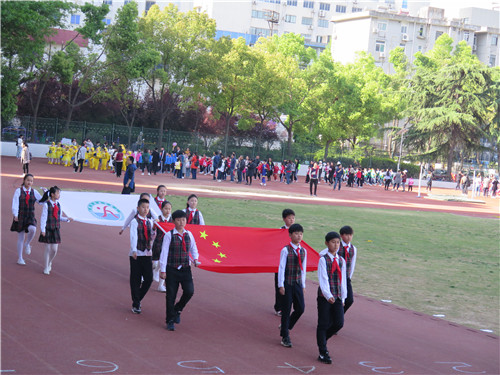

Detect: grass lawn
164,194,499,333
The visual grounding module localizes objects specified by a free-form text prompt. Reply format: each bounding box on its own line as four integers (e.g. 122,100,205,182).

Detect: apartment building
330,6,500,72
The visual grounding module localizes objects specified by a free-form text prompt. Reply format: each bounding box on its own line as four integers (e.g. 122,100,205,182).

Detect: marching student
316,231,347,364
337,225,357,313
154,185,168,209
183,194,205,225
129,198,154,314
38,186,72,275
274,209,296,316
119,193,158,235
11,174,43,265
152,200,173,292
278,223,307,348
160,210,201,331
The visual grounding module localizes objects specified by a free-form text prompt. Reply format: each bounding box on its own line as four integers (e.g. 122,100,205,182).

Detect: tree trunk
324,139,332,161
127,124,132,148
286,123,293,159
224,114,231,156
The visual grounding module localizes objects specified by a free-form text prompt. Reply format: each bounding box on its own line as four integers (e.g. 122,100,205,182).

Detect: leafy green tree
1,0,73,121
406,34,497,175
137,4,216,146
203,37,256,155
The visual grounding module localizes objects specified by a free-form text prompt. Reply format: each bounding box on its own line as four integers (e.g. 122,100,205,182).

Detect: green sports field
165,195,499,333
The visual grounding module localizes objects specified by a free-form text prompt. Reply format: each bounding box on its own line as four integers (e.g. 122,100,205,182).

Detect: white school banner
59,191,162,227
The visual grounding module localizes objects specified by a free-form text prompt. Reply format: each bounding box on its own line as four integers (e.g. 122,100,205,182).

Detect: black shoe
174,311,181,324
166,321,175,331
281,336,292,348
131,306,141,314
318,352,332,364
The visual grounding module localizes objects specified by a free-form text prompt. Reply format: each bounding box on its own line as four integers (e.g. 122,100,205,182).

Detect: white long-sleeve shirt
277,242,307,289
183,208,205,225
12,187,43,217
159,228,199,272
121,207,158,231
319,241,357,279
318,250,347,302
40,200,70,232
129,215,154,256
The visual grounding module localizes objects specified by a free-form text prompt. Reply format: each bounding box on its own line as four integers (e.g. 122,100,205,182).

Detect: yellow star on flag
200,231,208,239
212,241,221,248
213,258,221,263
218,252,227,258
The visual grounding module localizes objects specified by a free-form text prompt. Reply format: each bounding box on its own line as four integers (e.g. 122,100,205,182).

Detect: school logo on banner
87,201,124,222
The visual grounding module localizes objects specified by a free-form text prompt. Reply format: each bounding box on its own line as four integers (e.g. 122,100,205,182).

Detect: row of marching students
275,208,357,365
119,185,205,332
11,174,72,274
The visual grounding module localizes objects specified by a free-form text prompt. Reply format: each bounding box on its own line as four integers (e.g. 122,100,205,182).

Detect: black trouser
344,278,354,313
274,273,284,313
166,266,194,323
310,178,318,195
280,282,304,338
317,296,344,354
23,163,29,174
384,179,391,190
115,161,122,177
129,256,153,309
75,159,84,173
246,174,253,185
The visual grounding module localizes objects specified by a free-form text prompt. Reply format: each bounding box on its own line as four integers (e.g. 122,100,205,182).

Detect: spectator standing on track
152,148,160,175
114,146,123,177
122,156,136,195
278,224,307,348
246,159,256,185
38,186,72,275
20,142,31,176
11,173,42,265
309,162,319,196
191,152,199,180
316,231,347,365
16,135,24,159
160,210,201,331
426,171,434,192
333,163,343,191
129,198,154,314
393,170,402,191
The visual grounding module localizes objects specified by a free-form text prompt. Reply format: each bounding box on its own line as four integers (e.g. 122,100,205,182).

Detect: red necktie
141,219,149,242
295,247,303,271
331,257,342,286
344,245,350,261
52,203,59,220
177,233,187,252
188,209,195,224
156,197,163,208
25,190,30,206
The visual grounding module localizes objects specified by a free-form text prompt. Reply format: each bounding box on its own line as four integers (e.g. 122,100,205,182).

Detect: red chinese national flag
155,223,320,274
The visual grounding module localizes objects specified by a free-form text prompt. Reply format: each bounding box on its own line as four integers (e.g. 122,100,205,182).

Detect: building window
301,33,312,41
399,43,406,52
418,26,424,37
352,7,362,12
302,17,313,25
316,35,323,43
145,1,156,13
375,40,385,52
489,55,496,66
103,18,111,25
287,0,297,5
303,1,314,9
70,14,81,24
401,25,407,34
377,22,387,31
319,2,330,11
418,45,423,52
285,15,296,23
103,0,112,5
318,19,329,28
335,5,346,13
492,35,498,46
463,31,470,42
435,31,443,40
252,10,266,19
250,27,272,37
124,0,131,4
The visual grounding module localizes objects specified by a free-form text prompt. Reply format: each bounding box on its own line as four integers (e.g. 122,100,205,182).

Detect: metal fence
1,116,322,161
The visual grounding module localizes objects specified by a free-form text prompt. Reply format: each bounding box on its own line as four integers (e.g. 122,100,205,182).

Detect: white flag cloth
58,191,161,227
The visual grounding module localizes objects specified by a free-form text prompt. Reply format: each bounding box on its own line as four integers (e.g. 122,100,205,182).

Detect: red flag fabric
155,222,320,274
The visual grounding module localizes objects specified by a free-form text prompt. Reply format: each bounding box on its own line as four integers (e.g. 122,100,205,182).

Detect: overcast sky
429,0,498,17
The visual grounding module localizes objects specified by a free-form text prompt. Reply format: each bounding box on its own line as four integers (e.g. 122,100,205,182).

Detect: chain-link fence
1,116,322,161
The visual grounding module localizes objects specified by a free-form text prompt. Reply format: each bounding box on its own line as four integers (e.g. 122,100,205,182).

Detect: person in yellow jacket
55,144,64,165
62,146,72,167
101,148,110,170
46,142,56,164
85,147,92,167
93,147,102,170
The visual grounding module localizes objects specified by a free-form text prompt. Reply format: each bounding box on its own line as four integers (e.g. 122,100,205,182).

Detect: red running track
1,157,499,374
